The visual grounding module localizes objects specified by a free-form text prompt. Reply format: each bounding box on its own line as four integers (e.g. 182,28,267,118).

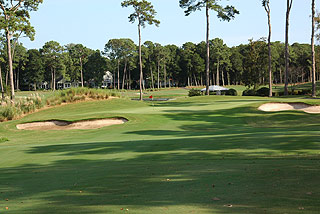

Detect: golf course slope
1,94,319,214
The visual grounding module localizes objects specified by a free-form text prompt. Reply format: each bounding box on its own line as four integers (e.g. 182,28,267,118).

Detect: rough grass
0,88,120,121
0,94,319,213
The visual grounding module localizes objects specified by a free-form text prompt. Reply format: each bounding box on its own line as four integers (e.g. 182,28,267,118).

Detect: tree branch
289,0,293,11
0,3,7,14
12,0,23,13
11,31,23,59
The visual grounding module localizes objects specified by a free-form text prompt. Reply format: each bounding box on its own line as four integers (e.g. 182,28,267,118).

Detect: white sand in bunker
258,103,320,114
16,118,128,130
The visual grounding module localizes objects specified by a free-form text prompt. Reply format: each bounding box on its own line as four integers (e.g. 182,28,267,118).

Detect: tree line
0,0,319,101
1,38,319,93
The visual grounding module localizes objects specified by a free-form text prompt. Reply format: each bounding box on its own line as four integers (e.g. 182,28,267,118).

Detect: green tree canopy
0,0,43,99
41,41,65,91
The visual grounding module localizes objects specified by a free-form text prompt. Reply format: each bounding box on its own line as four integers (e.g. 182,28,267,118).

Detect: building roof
201,85,230,92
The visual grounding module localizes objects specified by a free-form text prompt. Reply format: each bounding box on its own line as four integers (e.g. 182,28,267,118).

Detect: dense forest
0,38,319,92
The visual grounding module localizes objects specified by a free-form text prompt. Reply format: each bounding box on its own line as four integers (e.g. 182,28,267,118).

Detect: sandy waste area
17,118,127,130
258,103,320,114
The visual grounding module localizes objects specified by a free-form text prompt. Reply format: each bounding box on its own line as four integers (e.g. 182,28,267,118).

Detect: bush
242,89,256,96
226,88,238,96
0,106,20,120
256,87,270,97
0,137,9,143
17,99,36,114
188,89,202,97
301,89,312,95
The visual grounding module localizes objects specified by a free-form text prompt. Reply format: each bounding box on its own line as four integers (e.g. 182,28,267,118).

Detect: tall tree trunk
51,69,54,90
150,65,154,90
205,3,210,95
157,60,160,90
138,21,143,101
212,71,215,85
17,67,19,91
221,70,225,86
53,67,56,91
5,69,8,86
279,67,282,84
129,69,132,90
193,73,198,87
5,28,14,100
216,60,220,86
265,1,273,97
113,70,116,89
164,63,167,88
80,57,84,87
117,59,120,90
14,69,17,89
142,72,146,91
122,60,127,90
311,0,316,97
126,68,129,89
0,66,4,101
284,0,293,96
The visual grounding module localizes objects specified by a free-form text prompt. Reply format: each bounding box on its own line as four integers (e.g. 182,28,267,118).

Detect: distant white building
56,78,81,90
102,71,113,89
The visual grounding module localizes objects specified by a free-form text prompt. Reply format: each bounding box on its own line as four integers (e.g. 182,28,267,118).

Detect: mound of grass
46,88,119,106
0,88,120,121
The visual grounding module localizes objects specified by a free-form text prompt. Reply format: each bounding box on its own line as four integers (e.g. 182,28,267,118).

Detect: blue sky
20,0,318,50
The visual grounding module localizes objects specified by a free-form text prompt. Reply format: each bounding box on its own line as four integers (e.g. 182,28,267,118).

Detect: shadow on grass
1,153,320,213
1,105,320,213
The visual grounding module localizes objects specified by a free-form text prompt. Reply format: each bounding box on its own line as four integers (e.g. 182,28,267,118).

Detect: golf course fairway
0,95,319,213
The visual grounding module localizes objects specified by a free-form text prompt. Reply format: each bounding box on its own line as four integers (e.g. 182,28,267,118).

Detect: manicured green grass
0,94,320,213
121,87,189,99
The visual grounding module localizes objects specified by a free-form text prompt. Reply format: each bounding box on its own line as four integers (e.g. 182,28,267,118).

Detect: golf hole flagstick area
16,118,128,130
258,103,320,114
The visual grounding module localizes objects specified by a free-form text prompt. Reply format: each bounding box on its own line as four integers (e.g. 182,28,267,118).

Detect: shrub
242,89,256,96
301,89,312,95
256,87,270,97
0,106,20,120
188,89,202,97
0,137,9,143
226,88,238,96
289,90,299,95
33,96,44,109
17,99,36,114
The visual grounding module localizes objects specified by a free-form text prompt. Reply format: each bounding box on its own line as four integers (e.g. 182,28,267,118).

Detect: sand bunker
258,103,320,114
17,118,128,130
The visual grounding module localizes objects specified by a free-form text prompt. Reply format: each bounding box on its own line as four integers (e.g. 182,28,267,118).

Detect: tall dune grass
0,88,120,121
